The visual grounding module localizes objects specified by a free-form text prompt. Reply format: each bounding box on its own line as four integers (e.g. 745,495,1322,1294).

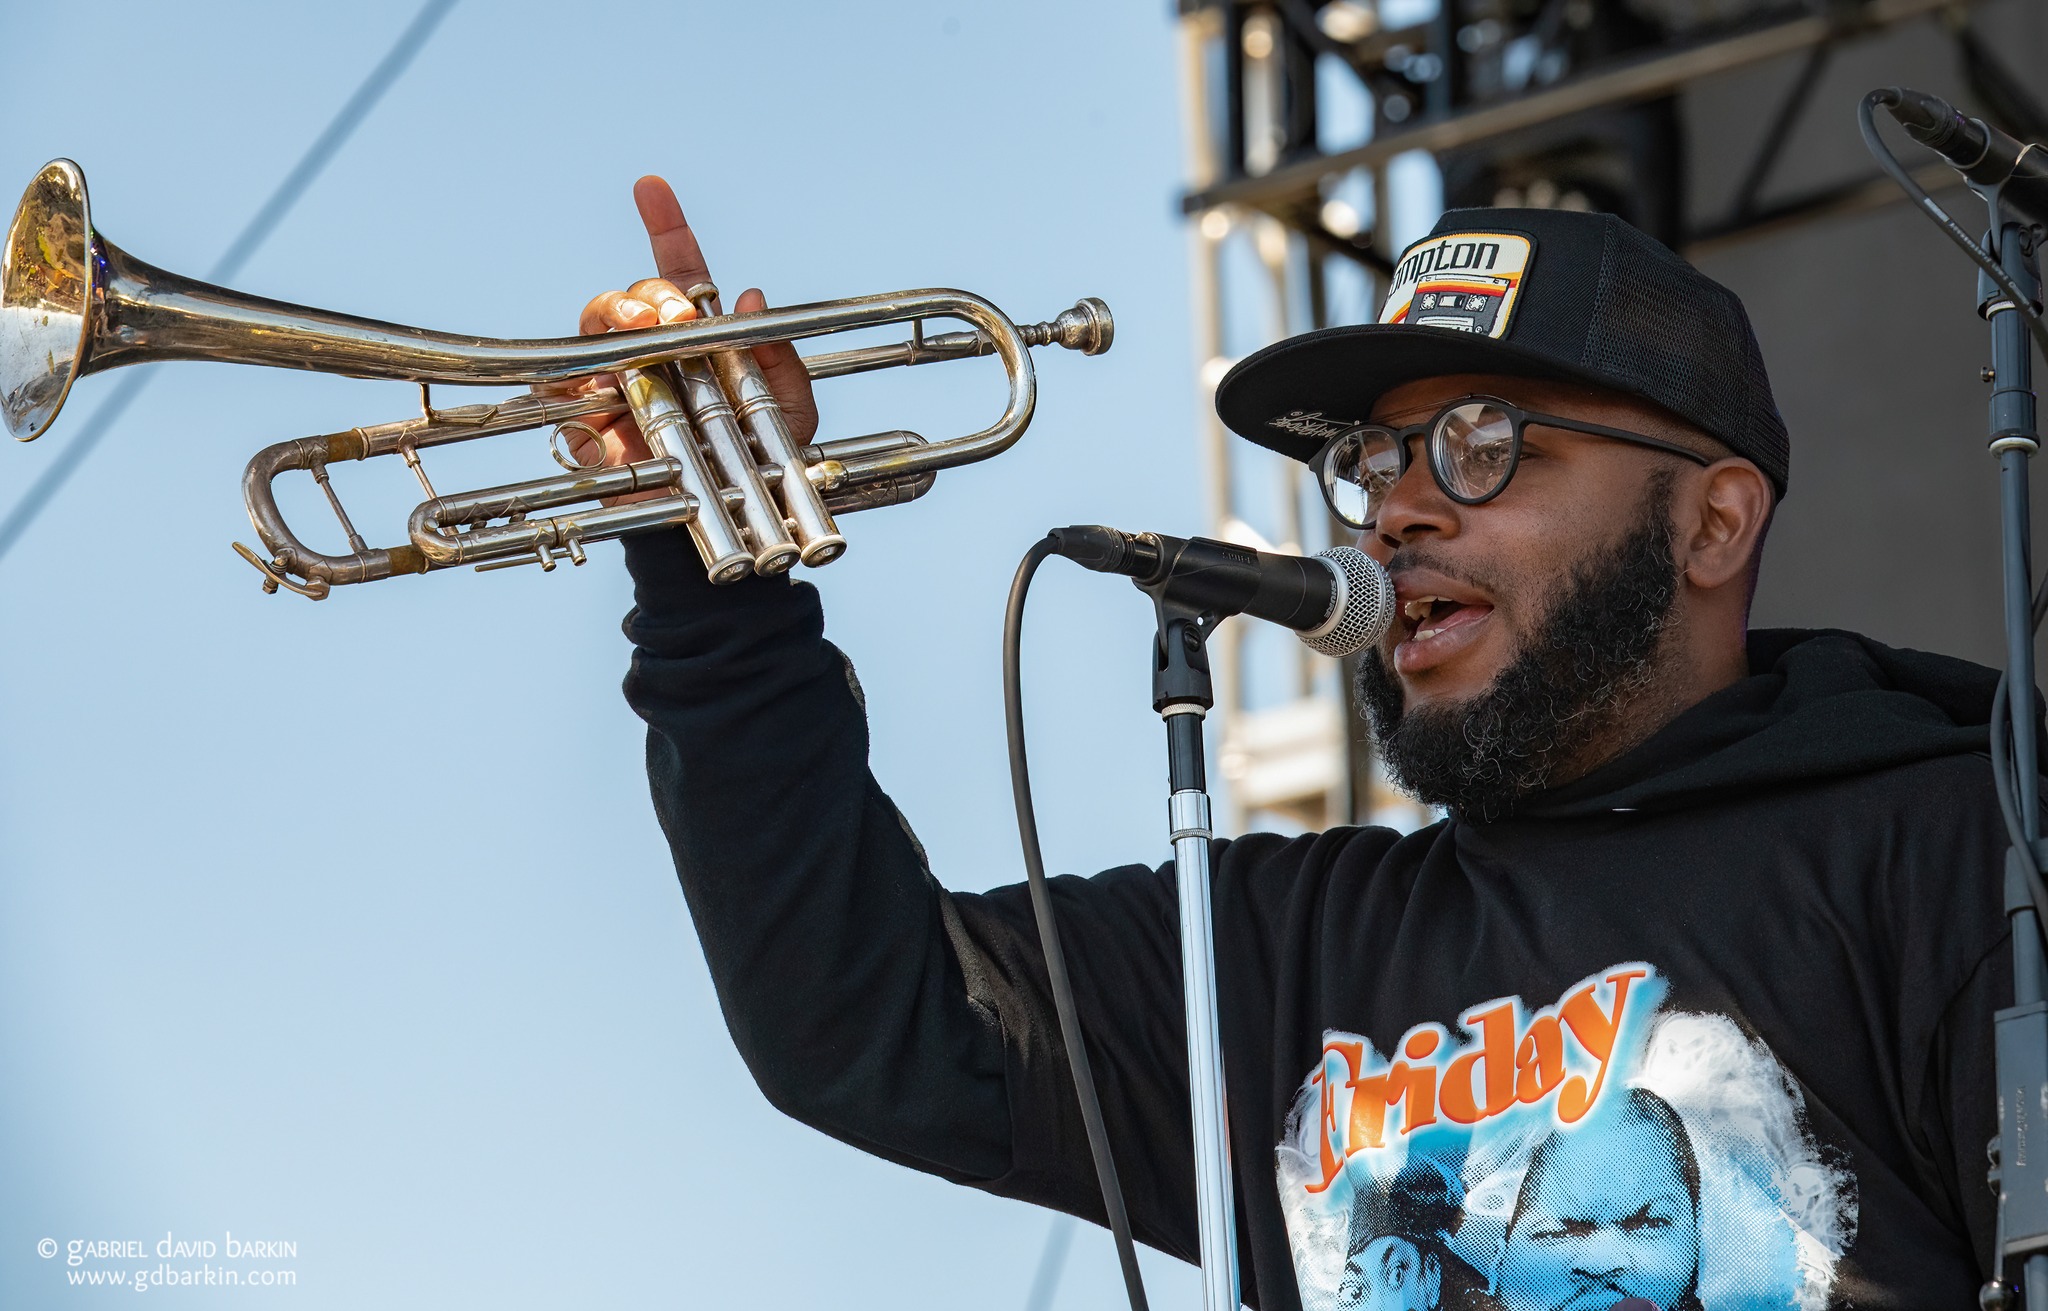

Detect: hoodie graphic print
1277,965,1857,1311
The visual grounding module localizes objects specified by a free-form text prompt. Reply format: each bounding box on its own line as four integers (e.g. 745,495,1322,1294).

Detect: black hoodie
620,531,2010,1311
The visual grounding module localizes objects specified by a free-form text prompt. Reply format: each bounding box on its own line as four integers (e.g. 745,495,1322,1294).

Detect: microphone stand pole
1982,198,2048,1309
1145,588,1240,1311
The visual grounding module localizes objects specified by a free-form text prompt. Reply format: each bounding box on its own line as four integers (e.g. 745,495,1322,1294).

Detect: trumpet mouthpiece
1030,298,1114,356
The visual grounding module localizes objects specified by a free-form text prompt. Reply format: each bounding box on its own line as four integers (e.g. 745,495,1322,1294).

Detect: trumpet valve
754,540,800,575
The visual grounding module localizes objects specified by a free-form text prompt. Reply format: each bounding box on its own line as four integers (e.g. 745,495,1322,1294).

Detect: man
1493,1089,1702,1311
586,178,2006,1308
1336,1158,1486,1311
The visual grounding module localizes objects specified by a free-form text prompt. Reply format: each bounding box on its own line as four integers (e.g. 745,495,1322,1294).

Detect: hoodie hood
1513,628,2002,821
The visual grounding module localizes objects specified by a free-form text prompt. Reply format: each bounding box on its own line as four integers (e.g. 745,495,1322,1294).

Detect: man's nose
1370,452,1460,558
1568,1228,1633,1284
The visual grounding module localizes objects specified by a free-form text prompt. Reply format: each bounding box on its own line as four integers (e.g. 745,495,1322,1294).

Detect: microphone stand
1980,195,2048,1309
1144,586,1241,1311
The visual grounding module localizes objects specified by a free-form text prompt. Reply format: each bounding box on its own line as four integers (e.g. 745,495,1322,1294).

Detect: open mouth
1393,591,1496,674
1400,595,1487,641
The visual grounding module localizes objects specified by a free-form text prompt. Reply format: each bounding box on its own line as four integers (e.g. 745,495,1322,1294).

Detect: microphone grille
1300,546,1394,658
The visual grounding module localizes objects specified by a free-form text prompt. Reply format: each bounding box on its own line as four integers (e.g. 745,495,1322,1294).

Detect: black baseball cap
1214,207,1790,496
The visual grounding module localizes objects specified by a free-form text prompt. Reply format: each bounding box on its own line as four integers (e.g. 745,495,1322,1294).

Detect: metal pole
1152,612,1239,1311
1991,226,2041,840
1166,704,1239,1311
1983,211,2048,1307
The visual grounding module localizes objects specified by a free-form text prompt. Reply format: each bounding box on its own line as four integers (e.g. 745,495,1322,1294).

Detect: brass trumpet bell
2,159,93,442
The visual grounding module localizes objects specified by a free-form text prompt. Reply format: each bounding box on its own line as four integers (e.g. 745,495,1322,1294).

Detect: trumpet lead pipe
797,299,1112,380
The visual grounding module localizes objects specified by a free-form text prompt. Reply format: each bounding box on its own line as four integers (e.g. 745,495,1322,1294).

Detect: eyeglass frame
1313,394,1715,530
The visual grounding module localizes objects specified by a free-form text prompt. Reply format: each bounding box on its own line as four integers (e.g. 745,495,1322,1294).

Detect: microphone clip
1150,599,1219,714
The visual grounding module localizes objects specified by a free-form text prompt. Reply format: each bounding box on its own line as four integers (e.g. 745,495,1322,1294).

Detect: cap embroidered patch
1378,232,1533,339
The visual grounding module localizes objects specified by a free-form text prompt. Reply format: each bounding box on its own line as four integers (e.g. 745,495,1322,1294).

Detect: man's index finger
632,176,712,292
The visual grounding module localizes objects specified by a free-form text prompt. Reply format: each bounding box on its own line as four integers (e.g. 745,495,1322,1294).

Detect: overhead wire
0,0,459,565
1022,1215,1077,1311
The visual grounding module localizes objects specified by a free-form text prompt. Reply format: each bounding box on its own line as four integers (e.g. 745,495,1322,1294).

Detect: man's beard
1355,474,1681,823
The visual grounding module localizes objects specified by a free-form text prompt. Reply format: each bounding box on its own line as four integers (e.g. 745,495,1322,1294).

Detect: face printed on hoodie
1494,1090,1703,1311
1335,1235,1440,1311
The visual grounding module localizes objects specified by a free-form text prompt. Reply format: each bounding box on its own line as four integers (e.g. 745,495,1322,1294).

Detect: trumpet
1,160,1112,598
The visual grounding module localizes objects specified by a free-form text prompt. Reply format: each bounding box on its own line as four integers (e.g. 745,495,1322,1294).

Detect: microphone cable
1858,90,2048,361
1986,569,2048,925
1003,536,1152,1311
1865,91,2048,937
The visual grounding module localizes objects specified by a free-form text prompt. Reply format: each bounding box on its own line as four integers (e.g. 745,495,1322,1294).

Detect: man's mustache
1382,547,1508,601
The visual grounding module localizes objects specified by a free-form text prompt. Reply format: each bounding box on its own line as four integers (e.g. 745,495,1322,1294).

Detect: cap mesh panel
1581,225,1789,490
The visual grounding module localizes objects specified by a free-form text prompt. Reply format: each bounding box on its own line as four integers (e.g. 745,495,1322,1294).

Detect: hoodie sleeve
617,529,1207,1258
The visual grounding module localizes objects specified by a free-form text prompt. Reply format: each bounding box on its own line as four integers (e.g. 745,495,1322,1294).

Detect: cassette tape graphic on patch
1378,232,1532,340
1409,274,1515,334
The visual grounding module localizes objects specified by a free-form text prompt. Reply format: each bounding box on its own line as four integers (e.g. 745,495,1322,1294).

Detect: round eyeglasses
1314,396,1713,531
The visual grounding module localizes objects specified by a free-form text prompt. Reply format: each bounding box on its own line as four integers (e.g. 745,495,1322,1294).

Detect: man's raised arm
591,178,1206,1260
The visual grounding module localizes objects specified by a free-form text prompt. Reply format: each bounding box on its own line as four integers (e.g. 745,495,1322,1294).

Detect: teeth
1403,596,1441,621
1415,627,1440,641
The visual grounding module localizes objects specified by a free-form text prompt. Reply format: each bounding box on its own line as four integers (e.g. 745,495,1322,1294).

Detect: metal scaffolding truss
1175,0,2024,832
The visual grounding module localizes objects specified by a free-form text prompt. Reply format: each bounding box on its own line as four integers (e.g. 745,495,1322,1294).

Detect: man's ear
1679,458,1773,592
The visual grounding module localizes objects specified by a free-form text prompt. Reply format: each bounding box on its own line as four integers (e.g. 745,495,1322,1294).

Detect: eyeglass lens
1321,401,1521,528
1431,401,1518,503
1319,431,1394,528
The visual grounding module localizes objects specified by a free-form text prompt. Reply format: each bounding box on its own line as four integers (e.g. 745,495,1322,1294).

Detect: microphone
1877,86,2048,224
1047,525,1393,657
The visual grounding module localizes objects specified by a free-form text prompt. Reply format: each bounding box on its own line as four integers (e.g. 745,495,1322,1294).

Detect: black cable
1858,92,2048,363
1988,673,2048,924
1004,537,1151,1311
1865,88,2048,943
0,0,460,566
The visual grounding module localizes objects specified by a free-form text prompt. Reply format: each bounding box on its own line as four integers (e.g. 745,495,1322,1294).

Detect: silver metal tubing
818,469,935,513
410,460,700,568
799,296,1112,381
240,440,425,589
1169,781,1241,1311
799,429,920,462
242,425,936,592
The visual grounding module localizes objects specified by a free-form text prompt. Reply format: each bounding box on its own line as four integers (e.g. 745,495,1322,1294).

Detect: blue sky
0,2,1250,1307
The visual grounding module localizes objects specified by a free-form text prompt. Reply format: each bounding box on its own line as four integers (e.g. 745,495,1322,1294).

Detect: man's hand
561,176,821,488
